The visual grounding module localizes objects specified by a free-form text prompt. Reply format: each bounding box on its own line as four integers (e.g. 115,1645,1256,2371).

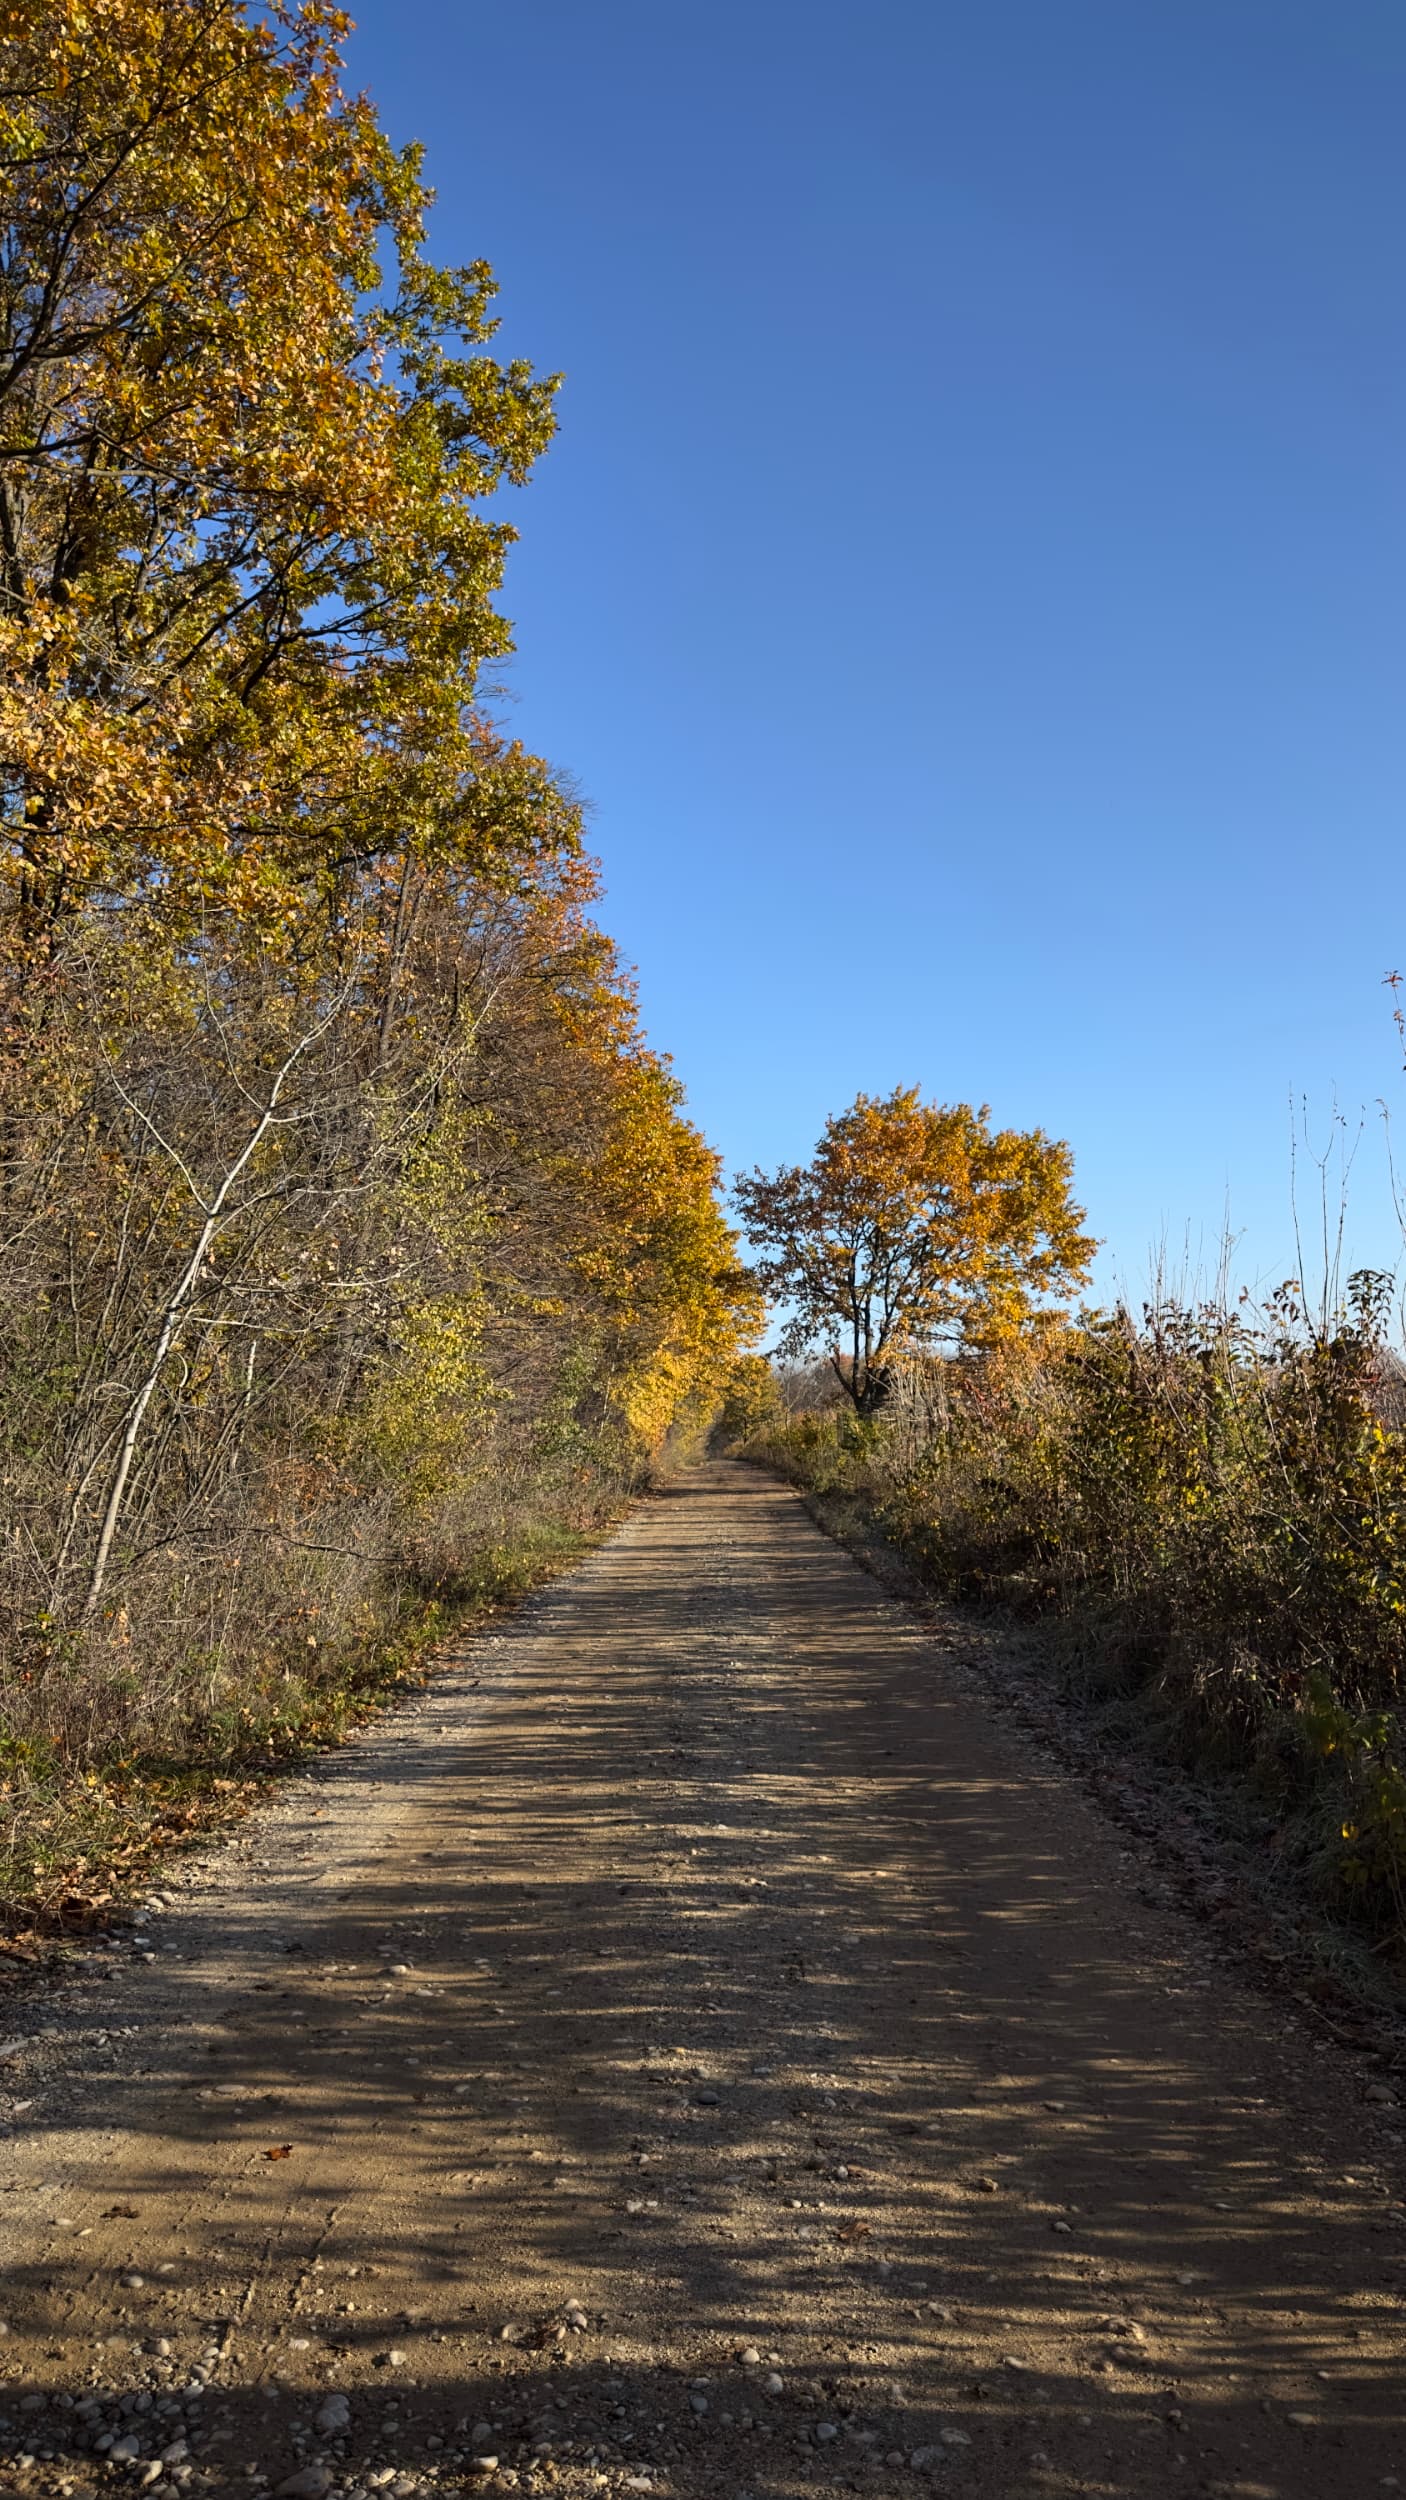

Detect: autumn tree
716,1353,783,1443
0,0,758,1813
735,1087,1095,1415
436,878,763,1461
0,0,570,943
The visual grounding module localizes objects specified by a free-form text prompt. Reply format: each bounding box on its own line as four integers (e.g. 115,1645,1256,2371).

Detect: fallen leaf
262,2144,294,2161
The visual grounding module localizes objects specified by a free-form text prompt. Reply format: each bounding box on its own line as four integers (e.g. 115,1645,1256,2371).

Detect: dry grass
0,1448,637,1940
740,1294,1406,1943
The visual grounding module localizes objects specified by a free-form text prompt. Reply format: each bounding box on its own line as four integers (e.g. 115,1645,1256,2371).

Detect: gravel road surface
2,1462,1404,2500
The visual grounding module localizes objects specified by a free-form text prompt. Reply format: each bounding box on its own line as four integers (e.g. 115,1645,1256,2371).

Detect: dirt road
2,1463,1404,2500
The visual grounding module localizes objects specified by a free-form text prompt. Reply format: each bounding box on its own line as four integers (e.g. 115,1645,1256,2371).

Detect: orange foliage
736,1086,1095,1413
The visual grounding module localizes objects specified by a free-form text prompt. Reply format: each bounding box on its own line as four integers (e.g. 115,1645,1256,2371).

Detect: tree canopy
735,1086,1095,1414
0,0,760,1751
0,0,569,940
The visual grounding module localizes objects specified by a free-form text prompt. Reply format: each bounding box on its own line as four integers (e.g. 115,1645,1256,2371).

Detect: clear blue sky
346,0,1406,1312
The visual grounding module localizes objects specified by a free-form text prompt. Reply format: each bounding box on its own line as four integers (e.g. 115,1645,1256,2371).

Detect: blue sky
346,0,1406,1313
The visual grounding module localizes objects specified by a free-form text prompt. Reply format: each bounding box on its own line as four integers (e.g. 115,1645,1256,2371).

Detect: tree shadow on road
3,1468,1404,2500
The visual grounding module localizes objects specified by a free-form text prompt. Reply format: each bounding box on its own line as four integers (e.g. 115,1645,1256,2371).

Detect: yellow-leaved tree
0,0,759,1885
735,1086,1095,1415
0,0,568,942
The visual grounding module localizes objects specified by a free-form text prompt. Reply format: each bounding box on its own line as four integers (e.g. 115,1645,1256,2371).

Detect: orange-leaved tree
735,1086,1095,1414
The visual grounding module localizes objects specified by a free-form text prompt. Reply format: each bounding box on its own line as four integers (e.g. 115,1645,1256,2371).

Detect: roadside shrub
739,1280,1406,1938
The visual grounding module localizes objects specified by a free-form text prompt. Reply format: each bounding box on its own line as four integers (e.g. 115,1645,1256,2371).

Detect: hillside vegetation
0,0,758,1926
